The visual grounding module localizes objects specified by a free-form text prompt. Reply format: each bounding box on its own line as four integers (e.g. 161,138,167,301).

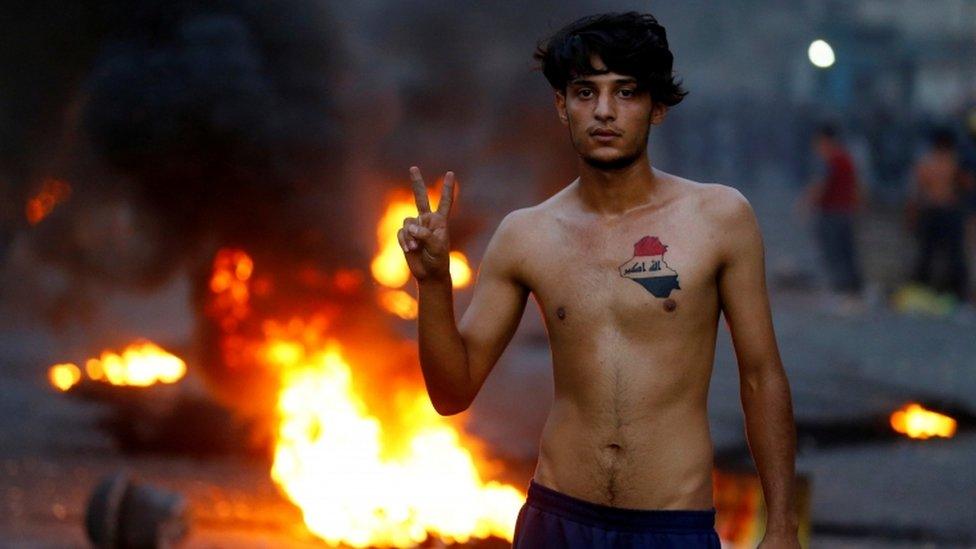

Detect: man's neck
575,154,662,217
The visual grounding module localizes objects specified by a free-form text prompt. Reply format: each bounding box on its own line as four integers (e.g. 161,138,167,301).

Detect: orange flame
377,289,418,320
207,246,523,545
26,178,71,225
269,336,523,546
372,192,423,289
890,402,957,439
48,363,82,392
371,189,472,319
209,248,254,331
83,341,186,386
47,341,186,390
448,251,473,287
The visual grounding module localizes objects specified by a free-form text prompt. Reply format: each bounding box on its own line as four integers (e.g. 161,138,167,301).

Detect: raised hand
398,166,456,282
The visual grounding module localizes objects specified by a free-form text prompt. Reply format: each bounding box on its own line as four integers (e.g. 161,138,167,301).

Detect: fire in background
206,246,523,546
48,340,186,391
890,402,957,440
26,178,71,226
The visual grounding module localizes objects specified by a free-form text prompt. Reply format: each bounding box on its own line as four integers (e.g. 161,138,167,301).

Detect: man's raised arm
398,166,529,416
713,186,800,548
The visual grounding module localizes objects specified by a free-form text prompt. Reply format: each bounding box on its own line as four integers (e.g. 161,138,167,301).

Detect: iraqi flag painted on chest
618,236,681,298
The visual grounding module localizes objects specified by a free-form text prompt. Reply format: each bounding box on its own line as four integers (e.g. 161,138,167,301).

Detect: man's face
555,56,665,171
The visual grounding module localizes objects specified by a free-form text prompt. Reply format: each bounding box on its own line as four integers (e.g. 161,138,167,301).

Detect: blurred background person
906,128,975,303
797,124,866,314
961,110,976,303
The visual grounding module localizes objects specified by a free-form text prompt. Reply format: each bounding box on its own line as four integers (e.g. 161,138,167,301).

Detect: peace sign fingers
409,166,458,218
402,165,455,282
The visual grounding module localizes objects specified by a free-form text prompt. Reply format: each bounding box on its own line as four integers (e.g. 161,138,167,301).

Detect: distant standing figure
908,128,975,301
800,125,864,300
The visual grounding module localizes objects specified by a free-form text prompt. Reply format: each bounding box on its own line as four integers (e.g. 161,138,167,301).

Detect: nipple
663,298,677,312
556,306,566,320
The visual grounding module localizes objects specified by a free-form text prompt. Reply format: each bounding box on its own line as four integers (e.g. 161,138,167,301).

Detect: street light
808,39,836,68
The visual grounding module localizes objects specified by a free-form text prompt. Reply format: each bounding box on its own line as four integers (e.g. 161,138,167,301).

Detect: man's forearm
740,365,799,534
417,275,472,414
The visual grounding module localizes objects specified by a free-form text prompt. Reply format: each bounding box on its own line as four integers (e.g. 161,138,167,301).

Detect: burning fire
47,340,187,391
269,335,523,546
371,187,472,318
890,402,957,440
377,289,419,320
48,363,82,392
26,177,71,225
209,248,255,331
206,240,524,546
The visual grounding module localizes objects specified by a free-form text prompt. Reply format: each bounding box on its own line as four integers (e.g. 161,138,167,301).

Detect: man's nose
594,93,615,121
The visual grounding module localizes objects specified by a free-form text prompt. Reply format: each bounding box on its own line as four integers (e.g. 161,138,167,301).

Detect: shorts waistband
525,480,716,532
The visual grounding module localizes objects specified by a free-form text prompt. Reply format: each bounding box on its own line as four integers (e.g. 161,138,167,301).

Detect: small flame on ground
47,341,186,390
890,402,957,439
26,178,71,225
49,363,82,392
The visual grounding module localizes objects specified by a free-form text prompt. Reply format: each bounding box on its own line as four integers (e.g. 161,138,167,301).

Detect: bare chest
522,212,722,340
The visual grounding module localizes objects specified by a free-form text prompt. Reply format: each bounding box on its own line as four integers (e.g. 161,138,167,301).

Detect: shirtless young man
397,12,800,549
908,128,974,300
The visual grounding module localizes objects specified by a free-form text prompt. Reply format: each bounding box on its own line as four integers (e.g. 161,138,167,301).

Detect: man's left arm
714,187,800,546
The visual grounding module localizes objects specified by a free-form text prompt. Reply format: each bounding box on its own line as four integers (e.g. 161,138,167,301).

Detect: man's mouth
590,128,621,142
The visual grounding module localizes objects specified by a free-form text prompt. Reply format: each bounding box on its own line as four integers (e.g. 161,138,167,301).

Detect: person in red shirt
799,125,865,306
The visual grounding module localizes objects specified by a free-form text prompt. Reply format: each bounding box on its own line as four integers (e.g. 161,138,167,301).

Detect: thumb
407,224,434,240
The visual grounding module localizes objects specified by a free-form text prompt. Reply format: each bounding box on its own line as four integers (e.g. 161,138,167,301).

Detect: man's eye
619,89,635,98
578,89,593,98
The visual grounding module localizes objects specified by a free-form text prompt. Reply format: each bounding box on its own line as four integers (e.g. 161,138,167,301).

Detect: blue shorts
512,481,721,548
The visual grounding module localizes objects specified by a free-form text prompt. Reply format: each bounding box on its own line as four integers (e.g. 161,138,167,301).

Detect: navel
556,306,566,320
663,298,677,312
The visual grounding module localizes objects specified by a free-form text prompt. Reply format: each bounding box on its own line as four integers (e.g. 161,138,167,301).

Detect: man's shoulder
497,185,568,234
693,183,764,265
688,181,755,227
497,204,547,234
654,170,749,216
489,204,549,261
483,206,547,284
686,181,761,263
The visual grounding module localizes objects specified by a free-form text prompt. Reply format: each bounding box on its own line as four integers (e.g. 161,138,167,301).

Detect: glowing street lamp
808,39,836,68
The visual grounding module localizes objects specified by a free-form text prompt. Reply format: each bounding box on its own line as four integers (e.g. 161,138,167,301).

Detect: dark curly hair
533,12,688,107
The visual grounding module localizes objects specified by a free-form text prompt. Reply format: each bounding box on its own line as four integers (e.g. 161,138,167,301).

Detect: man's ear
555,91,568,126
650,102,668,125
